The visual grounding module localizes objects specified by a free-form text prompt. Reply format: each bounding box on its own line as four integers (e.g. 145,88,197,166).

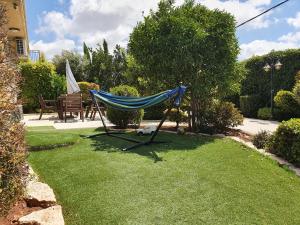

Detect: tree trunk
191,91,196,132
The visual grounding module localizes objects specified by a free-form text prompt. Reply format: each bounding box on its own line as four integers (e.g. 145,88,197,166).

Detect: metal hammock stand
86,85,186,151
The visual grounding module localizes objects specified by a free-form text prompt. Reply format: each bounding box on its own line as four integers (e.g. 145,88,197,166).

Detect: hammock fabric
86,85,187,151
90,85,186,111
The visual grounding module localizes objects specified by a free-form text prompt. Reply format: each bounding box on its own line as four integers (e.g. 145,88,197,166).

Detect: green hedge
19,61,66,111
241,49,300,108
106,85,144,128
268,119,300,166
239,95,261,117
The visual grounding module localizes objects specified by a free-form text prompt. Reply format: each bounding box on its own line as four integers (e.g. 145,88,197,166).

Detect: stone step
18,205,64,225
25,181,56,208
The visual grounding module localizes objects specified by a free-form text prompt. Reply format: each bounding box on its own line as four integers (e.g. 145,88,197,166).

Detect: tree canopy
52,50,85,81
84,40,128,90
128,0,240,130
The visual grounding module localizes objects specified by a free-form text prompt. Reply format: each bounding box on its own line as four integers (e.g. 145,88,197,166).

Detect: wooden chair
85,100,106,120
64,93,84,122
38,95,57,120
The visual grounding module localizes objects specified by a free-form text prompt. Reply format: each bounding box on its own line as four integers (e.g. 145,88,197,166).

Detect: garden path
235,118,279,135
23,114,280,135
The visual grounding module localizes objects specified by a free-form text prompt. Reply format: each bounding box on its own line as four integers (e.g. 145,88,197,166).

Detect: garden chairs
64,93,84,123
38,95,57,120
85,99,106,120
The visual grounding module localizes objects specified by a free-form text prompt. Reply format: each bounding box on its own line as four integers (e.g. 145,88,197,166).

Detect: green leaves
129,0,240,130
83,42,92,65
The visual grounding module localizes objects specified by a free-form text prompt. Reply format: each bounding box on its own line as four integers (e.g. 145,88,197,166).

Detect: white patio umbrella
66,59,80,94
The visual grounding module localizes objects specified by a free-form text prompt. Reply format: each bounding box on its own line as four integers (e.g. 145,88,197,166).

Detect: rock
25,181,56,208
214,134,225,138
18,205,64,225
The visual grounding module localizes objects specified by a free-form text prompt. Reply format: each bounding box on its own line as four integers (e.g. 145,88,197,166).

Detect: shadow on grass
88,128,216,162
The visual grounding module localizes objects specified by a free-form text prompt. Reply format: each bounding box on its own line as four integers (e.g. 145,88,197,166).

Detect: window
16,38,24,55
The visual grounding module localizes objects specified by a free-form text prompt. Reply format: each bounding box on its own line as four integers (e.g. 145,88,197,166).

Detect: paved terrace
22,113,280,135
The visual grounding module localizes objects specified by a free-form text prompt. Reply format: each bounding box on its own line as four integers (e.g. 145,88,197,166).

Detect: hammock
90,85,186,111
87,85,187,151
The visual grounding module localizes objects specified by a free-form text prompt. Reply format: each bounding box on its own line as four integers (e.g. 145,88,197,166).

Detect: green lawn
27,127,300,225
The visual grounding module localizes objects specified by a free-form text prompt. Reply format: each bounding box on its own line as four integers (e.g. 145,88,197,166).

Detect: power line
236,0,290,28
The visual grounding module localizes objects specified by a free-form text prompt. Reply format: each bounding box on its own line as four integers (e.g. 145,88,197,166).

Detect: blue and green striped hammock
87,85,187,151
89,85,186,111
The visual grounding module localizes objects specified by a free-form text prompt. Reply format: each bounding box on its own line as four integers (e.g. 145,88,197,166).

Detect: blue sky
25,0,300,60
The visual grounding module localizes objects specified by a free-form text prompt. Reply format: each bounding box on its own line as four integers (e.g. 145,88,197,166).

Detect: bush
268,119,300,166
53,75,66,97
252,130,270,149
274,90,299,118
166,108,188,128
212,101,244,132
293,81,300,105
78,82,100,102
144,104,166,120
240,95,261,117
0,5,27,215
19,61,64,111
106,85,144,128
257,107,272,120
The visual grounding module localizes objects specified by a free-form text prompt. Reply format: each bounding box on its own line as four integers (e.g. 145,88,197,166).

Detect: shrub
293,81,300,105
252,130,270,149
53,75,66,97
239,95,261,117
19,61,64,111
268,119,300,166
212,101,244,132
166,108,188,128
274,90,299,118
257,107,272,120
144,104,166,120
106,85,144,128
0,4,27,216
78,82,100,102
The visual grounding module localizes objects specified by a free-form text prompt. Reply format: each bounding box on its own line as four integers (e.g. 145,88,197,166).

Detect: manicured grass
27,127,300,225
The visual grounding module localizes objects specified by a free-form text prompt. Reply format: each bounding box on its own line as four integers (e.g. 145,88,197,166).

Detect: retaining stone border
18,166,65,225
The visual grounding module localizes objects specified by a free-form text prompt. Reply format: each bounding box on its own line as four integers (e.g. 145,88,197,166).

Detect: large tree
52,50,85,81
128,0,240,130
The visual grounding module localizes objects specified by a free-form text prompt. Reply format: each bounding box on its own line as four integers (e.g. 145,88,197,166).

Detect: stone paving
235,118,279,135
22,113,177,130
23,113,280,135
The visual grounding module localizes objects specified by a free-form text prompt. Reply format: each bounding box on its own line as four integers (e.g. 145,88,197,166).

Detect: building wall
2,0,29,57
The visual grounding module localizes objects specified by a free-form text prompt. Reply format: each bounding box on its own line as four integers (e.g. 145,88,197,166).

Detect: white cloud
279,32,300,43
36,0,159,51
33,0,276,59
239,40,299,60
287,12,300,29
198,0,272,29
30,39,77,59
